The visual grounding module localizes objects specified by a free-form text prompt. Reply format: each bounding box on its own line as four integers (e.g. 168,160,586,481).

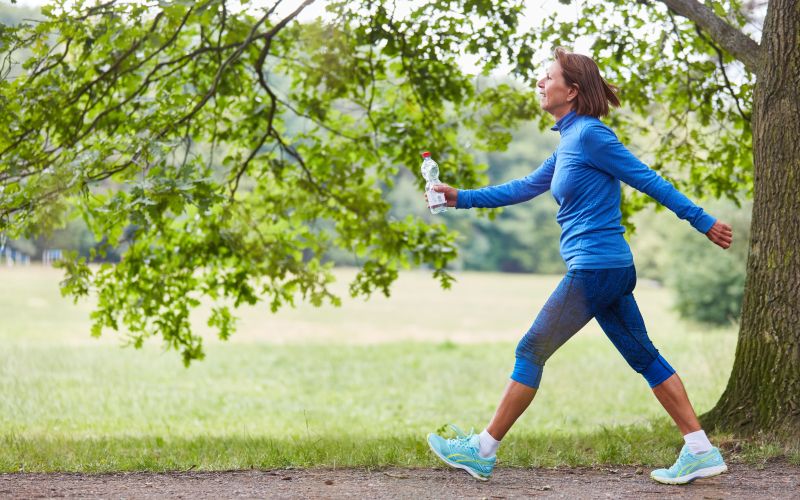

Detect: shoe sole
426,434,491,482
650,464,728,485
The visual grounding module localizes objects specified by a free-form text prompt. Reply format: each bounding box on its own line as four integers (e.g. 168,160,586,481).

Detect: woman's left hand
706,220,733,249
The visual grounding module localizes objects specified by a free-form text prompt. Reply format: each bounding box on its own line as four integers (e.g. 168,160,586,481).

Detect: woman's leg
592,267,722,477
651,373,701,435
594,289,704,432
485,271,595,442
486,380,537,441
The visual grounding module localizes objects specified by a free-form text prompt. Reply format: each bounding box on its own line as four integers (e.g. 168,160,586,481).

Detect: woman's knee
514,331,553,364
512,333,553,389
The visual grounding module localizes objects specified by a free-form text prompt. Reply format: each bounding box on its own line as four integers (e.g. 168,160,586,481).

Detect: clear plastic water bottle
421,151,447,214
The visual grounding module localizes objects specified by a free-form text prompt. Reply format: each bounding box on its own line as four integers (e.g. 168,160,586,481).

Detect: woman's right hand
706,220,733,249
425,184,458,208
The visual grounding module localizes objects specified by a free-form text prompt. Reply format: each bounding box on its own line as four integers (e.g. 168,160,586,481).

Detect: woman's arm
453,152,557,209
580,124,716,234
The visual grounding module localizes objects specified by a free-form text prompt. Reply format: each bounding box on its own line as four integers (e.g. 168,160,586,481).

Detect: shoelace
446,424,478,453
448,424,474,439
669,450,696,474
450,435,476,453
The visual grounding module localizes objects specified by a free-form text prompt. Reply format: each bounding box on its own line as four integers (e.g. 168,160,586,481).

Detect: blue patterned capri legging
511,265,676,389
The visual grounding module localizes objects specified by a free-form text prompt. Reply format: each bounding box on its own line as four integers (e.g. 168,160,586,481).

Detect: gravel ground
3,460,799,499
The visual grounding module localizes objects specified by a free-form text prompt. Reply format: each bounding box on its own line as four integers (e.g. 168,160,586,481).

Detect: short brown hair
554,47,620,117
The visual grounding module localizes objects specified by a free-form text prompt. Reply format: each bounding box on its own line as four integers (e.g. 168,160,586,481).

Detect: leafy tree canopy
0,0,753,364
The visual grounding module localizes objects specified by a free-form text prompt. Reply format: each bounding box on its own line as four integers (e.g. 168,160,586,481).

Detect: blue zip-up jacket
456,111,716,270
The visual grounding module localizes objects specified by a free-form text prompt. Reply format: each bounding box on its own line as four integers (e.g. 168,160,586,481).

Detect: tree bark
701,0,800,440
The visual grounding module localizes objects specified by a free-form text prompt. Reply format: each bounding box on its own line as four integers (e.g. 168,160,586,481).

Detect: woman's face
537,60,577,119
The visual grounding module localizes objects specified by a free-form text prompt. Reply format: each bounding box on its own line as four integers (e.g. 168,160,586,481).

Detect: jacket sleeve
580,124,716,234
456,152,556,209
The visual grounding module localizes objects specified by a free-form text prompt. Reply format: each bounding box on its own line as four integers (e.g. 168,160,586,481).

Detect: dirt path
3,460,799,499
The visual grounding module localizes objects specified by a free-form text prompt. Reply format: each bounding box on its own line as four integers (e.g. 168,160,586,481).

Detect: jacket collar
550,110,579,133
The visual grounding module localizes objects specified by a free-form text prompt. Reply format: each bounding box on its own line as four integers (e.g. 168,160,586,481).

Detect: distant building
1,245,33,266
42,248,64,266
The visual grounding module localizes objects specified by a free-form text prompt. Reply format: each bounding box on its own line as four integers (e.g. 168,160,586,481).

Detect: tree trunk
701,0,800,440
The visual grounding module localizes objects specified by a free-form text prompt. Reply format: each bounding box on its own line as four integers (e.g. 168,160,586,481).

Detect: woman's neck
551,106,575,122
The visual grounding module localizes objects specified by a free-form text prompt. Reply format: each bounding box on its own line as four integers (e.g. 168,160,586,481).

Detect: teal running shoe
427,424,496,481
650,445,728,484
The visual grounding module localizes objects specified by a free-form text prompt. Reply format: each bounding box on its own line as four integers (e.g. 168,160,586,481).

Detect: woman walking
426,48,733,485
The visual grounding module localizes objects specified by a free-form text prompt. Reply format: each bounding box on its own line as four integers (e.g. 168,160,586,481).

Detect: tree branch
88,1,314,184
658,0,762,73
28,37,72,82
68,11,166,105
2,0,321,219
693,25,752,122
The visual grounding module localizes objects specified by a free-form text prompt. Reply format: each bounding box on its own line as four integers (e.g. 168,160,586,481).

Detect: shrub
666,200,751,326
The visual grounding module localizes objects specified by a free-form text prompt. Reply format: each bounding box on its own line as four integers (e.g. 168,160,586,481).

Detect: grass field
2,266,790,472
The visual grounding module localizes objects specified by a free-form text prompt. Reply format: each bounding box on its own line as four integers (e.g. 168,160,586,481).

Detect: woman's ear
567,84,580,102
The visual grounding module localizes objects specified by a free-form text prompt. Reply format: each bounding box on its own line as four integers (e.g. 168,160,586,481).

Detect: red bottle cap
421,151,431,158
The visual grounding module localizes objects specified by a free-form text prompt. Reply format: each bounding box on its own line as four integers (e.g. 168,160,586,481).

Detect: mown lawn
3,266,787,473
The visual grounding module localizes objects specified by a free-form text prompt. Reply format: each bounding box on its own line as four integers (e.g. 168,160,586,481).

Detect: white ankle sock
683,429,713,454
478,429,501,458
